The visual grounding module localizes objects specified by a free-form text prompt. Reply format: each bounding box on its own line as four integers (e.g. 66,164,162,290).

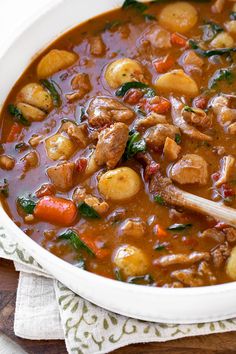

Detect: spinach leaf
127,274,154,285
202,21,223,42
0,179,9,198
8,104,30,126
183,105,195,113
209,68,234,89
15,142,29,152
122,0,148,13
78,202,101,219
230,12,236,20
154,194,165,205
167,223,192,231
18,196,37,214
40,79,61,107
116,81,156,97
175,133,182,145
154,243,167,251
124,131,146,160
189,39,236,57
58,229,95,256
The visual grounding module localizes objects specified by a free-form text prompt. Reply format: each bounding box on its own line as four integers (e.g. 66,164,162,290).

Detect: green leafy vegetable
127,274,154,285
40,79,61,107
124,131,146,160
58,229,95,256
175,133,182,145
18,196,37,214
230,12,236,20
0,179,9,198
116,81,156,98
183,105,195,113
122,0,148,13
104,20,121,31
189,39,236,57
154,243,167,251
15,142,29,151
143,14,156,21
202,21,223,42
209,68,234,89
78,202,101,219
154,194,165,205
8,104,30,126
167,223,192,231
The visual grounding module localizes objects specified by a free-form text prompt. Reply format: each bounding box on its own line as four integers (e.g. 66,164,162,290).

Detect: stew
1,0,236,287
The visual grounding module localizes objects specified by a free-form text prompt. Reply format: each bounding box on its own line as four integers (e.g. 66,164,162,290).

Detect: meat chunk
211,95,236,130
119,218,146,238
182,107,212,130
215,155,235,187
66,73,91,101
155,251,210,267
144,124,180,150
0,155,15,170
88,97,135,127
170,154,208,185
211,242,231,268
144,24,171,49
135,112,167,131
224,227,236,243
94,123,129,169
73,186,109,215
171,268,204,287
60,122,88,147
22,151,39,170
181,50,204,68
163,137,181,161
200,228,225,243
47,162,75,191
89,36,106,56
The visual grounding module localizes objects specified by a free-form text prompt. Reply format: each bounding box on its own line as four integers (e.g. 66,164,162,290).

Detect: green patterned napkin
1,226,236,354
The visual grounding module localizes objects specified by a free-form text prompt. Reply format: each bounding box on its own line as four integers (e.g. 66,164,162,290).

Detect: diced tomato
6,123,22,143
222,183,235,198
171,32,188,47
124,89,144,105
75,157,88,173
143,96,171,115
212,172,220,182
154,55,174,74
35,183,56,198
193,96,208,110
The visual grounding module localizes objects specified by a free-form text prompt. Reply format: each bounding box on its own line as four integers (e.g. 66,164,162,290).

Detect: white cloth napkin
1,226,236,354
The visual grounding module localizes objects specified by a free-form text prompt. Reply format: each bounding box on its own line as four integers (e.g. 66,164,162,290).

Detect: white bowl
1,0,236,324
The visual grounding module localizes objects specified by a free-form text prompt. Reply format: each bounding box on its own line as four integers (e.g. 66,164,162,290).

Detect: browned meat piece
88,97,135,127
182,107,212,130
170,154,208,185
163,137,181,161
60,122,88,147
144,124,180,150
168,209,189,223
211,95,236,131
89,36,106,56
144,24,171,49
94,122,129,169
155,251,210,267
47,162,75,191
73,186,109,215
135,112,167,131
171,268,203,287
29,135,43,147
200,228,225,243
22,151,39,170
211,242,231,268
35,183,56,198
224,227,236,243
215,155,235,187
181,50,204,68
107,208,126,223
66,73,91,101
0,155,15,170
119,218,146,238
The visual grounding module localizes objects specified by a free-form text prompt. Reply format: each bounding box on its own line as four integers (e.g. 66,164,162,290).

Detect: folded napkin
1,226,236,354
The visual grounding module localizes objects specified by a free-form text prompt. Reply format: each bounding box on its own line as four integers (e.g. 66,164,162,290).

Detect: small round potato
210,32,234,48
159,2,198,33
16,103,46,122
113,245,149,277
226,246,236,280
17,83,53,112
98,167,141,201
155,69,199,97
45,133,76,161
37,49,78,79
105,58,145,89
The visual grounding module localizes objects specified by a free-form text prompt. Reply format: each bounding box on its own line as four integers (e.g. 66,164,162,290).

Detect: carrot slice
154,55,174,74
155,225,169,239
171,32,187,47
6,123,22,143
80,234,110,259
34,196,77,226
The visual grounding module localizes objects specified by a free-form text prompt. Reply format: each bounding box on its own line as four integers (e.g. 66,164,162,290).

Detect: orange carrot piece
80,235,110,259
171,32,187,47
156,225,169,239
148,96,171,114
154,55,174,73
34,196,77,226
6,123,22,143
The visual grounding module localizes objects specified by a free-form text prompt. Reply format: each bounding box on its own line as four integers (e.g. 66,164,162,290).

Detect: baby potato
45,133,76,161
155,69,199,97
226,246,236,280
113,245,149,277
158,2,198,33
98,167,141,201
37,49,78,79
105,58,145,89
210,32,234,48
17,83,53,112
16,103,46,122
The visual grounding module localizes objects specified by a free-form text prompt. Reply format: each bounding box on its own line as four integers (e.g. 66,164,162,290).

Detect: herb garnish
123,130,146,160
0,179,9,198
15,142,29,152
8,104,30,126
58,229,95,256
154,194,165,205
175,133,182,145
18,196,37,214
183,105,195,113
202,21,223,42
116,81,156,98
122,0,148,13
167,223,192,231
189,39,236,57
40,79,61,107
209,68,234,89
127,274,154,285
78,202,101,219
